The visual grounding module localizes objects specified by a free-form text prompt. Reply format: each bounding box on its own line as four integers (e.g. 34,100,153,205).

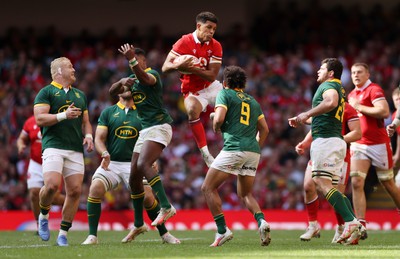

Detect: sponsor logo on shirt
323,162,335,167
115,126,138,139
132,91,146,104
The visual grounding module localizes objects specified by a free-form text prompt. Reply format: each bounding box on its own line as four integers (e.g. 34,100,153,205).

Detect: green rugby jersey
34,81,88,153
97,102,141,162
215,88,264,153
129,68,173,129
311,79,345,140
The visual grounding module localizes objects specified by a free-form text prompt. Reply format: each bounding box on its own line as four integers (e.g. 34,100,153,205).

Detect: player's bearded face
120,89,132,100
317,64,328,83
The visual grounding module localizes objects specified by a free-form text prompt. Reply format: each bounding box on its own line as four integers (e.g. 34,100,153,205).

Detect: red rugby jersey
348,82,389,145
22,115,42,164
171,32,222,94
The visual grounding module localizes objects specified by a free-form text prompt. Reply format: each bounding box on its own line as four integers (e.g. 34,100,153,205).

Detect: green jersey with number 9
215,88,265,153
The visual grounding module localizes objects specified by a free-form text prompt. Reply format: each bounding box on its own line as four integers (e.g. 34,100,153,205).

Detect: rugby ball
174,55,201,74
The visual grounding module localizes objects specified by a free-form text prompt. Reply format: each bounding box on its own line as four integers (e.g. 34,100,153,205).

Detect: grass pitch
1,230,399,258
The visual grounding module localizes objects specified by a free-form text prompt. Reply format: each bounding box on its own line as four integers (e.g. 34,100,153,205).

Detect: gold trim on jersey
116,101,136,110
51,81,71,89
215,104,227,110
233,88,244,92
34,103,50,107
327,78,342,84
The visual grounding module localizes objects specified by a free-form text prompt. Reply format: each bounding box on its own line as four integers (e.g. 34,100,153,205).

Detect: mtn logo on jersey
115,126,138,139
132,91,146,104
58,104,70,113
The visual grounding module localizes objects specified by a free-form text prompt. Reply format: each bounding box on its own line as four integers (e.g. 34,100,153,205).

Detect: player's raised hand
118,43,135,60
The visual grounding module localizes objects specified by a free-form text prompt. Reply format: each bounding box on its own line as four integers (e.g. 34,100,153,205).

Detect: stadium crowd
1,1,400,213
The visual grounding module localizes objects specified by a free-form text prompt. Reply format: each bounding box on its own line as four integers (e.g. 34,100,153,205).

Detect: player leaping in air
162,11,223,167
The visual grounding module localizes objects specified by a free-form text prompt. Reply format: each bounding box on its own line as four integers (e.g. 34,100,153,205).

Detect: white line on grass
0,244,50,249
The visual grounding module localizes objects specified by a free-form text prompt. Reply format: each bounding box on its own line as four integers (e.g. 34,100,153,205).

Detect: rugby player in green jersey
34,57,94,246
201,66,271,247
82,88,180,245
111,44,176,233
288,58,364,245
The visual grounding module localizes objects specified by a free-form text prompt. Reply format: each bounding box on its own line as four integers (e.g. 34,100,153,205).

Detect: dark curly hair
223,65,247,89
322,58,343,79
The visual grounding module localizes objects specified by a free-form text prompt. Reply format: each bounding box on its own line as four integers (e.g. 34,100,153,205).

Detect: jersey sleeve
148,69,160,81
33,87,50,106
255,102,265,120
215,90,228,110
322,81,336,92
22,119,30,135
344,103,359,122
370,85,386,103
82,92,89,112
98,108,109,127
210,40,223,64
172,36,190,55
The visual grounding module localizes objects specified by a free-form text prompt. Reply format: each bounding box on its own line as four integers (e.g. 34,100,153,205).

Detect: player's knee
136,159,151,174
237,192,249,201
201,183,211,195
304,187,317,198
186,103,202,119
89,179,107,198
93,175,112,191
351,173,366,189
188,109,200,119
66,185,82,199
303,180,316,193
44,183,60,195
